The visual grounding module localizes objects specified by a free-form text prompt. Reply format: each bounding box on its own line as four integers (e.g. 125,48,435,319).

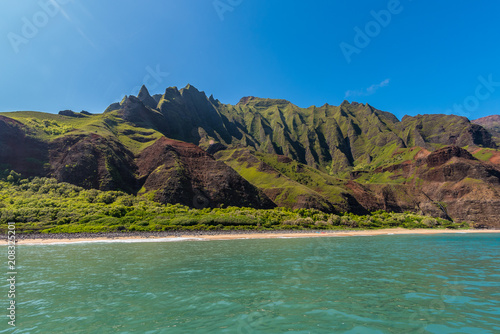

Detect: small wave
20,237,205,246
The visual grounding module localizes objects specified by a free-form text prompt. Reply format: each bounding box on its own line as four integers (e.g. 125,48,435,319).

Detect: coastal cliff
1,84,499,227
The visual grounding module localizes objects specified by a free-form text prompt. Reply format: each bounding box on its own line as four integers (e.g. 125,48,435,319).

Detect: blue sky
1,0,499,120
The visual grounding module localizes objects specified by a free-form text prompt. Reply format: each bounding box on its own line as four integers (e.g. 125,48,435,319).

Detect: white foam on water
20,237,205,245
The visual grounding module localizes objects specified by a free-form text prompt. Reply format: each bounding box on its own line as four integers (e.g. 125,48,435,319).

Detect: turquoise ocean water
1,233,500,333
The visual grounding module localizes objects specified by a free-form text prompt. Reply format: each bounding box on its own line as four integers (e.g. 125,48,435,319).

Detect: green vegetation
0,111,107,139
216,148,347,211
0,174,469,234
25,118,74,135
1,88,497,231
473,148,495,162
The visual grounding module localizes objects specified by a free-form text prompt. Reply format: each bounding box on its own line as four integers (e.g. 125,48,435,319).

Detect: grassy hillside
1,84,499,228
0,110,162,155
2,86,496,175
0,174,467,233
215,148,347,212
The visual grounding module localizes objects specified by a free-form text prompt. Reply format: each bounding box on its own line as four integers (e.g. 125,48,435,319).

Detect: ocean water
2,233,500,333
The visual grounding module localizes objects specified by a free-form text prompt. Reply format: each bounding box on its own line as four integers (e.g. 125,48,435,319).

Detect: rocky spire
137,85,158,109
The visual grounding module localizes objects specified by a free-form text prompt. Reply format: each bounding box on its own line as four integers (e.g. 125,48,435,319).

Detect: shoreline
1,228,499,245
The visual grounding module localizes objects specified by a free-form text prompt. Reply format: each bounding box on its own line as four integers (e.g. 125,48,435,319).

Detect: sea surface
1,233,500,333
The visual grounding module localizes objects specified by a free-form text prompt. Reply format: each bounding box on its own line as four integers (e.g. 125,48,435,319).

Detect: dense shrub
0,176,471,233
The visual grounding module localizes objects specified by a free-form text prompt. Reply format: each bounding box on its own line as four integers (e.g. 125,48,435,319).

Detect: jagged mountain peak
162,86,181,100
208,94,220,105
157,84,209,103
181,83,205,95
238,96,258,104
340,100,369,108
3,86,500,226
184,83,197,90
237,96,291,108
101,84,497,171
339,100,373,110
138,85,150,97
137,85,158,109
177,84,212,106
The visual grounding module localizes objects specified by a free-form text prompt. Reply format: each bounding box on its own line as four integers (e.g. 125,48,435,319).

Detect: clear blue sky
1,0,499,120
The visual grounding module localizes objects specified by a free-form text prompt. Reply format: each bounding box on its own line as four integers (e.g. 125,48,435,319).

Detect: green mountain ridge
1,84,500,227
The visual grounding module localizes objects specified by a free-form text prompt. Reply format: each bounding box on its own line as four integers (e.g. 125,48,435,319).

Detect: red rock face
49,134,137,193
425,146,476,167
344,145,500,227
2,103,500,226
0,116,48,176
472,115,500,145
0,113,275,209
137,137,275,209
48,134,276,209
0,116,138,191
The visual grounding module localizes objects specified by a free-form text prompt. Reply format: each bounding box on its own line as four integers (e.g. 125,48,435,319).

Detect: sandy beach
1,228,498,245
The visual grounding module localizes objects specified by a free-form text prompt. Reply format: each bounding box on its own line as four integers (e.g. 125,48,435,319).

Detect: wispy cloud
74,26,98,50
51,0,71,21
345,78,390,98
55,0,98,50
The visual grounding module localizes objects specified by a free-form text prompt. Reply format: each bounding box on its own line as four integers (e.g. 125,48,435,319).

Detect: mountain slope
473,115,500,145
473,115,500,133
0,112,274,209
136,137,275,209
1,84,499,227
101,85,496,175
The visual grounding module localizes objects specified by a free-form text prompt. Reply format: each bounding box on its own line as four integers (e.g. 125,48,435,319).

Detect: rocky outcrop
473,115,500,145
49,134,137,193
137,137,275,209
0,114,276,210
3,85,500,226
0,116,48,176
424,146,476,167
117,96,157,124
58,110,87,118
401,114,497,149
346,145,500,227
137,85,159,109
102,85,498,172
473,115,500,133
205,143,227,155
